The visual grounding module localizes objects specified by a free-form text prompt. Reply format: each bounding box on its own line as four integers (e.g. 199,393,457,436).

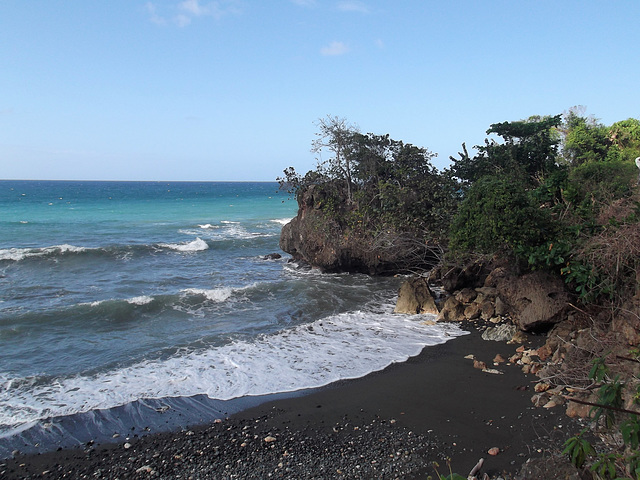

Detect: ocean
0,180,466,457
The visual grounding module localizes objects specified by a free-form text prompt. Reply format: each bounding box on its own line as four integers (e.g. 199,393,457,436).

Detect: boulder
494,296,508,316
437,296,466,322
496,270,570,331
480,301,495,320
394,277,439,315
463,302,481,320
455,287,477,304
439,261,491,292
475,286,498,297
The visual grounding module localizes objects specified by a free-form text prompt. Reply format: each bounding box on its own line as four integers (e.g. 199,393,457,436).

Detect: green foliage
449,115,562,187
449,175,554,254
563,430,596,468
593,375,624,428
565,353,640,479
609,118,640,162
280,119,457,247
430,460,467,480
589,356,610,383
564,159,637,219
560,261,612,302
563,117,610,165
591,452,621,479
621,418,640,450
521,241,571,270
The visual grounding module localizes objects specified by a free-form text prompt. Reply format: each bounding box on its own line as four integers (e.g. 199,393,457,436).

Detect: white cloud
145,2,167,25
337,1,369,13
144,0,242,27
320,41,349,56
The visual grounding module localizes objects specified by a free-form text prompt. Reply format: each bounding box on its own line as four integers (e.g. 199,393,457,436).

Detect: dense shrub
448,175,554,254
564,159,637,219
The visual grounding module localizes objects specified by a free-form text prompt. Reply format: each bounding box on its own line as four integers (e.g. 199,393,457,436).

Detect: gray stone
481,324,518,342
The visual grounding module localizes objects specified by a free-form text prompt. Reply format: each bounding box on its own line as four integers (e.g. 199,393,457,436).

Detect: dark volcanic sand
1,328,580,479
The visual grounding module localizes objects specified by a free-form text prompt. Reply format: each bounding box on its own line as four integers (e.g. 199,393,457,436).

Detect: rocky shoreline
4,255,636,478
2,326,585,479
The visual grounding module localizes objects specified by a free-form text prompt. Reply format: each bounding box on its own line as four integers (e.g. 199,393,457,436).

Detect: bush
449,175,554,254
564,159,637,219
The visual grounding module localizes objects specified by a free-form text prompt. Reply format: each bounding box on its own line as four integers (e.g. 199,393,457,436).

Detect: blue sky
1,1,639,181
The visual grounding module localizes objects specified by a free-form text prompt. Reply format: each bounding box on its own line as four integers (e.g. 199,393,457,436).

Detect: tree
311,115,360,203
561,112,610,165
608,118,640,162
449,115,562,188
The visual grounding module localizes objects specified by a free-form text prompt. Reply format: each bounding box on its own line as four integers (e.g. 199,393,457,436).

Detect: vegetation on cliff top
280,110,640,305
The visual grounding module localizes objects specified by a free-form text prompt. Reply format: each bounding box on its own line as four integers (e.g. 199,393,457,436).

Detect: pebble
488,447,500,456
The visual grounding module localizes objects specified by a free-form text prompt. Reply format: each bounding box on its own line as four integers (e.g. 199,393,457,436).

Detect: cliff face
279,185,437,275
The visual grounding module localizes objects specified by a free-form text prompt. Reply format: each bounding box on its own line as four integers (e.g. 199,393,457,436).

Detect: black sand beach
1,328,579,479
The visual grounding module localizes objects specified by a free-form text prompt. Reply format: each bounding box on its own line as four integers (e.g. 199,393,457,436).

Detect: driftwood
468,457,489,480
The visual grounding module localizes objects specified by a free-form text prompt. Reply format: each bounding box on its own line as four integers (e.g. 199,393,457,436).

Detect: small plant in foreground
563,352,640,479
430,459,466,480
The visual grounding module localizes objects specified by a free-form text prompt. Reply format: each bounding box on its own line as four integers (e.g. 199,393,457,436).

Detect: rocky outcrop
394,277,438,315
280,185,438,274
495,270,570,332
428,256,572,332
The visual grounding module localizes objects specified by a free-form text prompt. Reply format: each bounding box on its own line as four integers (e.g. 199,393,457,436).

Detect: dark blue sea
0,180,465,457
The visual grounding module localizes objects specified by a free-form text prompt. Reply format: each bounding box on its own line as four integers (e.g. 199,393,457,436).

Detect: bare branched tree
311,115,360,203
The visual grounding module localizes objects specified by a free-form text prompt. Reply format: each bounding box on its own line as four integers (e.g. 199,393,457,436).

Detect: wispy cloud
290,0,317,6
146,0,242,27
320,41,349,56
177,0,241,23
336,1,369,13
145,2,166,25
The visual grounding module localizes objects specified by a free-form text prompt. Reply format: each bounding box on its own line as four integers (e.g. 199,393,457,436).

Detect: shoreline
2,327,579,479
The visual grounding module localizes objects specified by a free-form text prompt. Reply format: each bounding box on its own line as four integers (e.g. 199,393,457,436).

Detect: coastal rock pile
396,256,640,423
425,257,570,332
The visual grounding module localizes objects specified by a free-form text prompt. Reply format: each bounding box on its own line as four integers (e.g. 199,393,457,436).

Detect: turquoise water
0,180,465,457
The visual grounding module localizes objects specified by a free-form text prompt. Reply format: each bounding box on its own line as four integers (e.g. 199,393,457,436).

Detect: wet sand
1,328,577,479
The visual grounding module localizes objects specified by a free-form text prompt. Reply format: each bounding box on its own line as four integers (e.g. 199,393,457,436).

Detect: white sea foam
0,313,467,430
127,296,154,306
161,238,209,252
0,244,87,262
197,224,216,229
271,218,293,226
181,287,234,303
180,224,273,241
